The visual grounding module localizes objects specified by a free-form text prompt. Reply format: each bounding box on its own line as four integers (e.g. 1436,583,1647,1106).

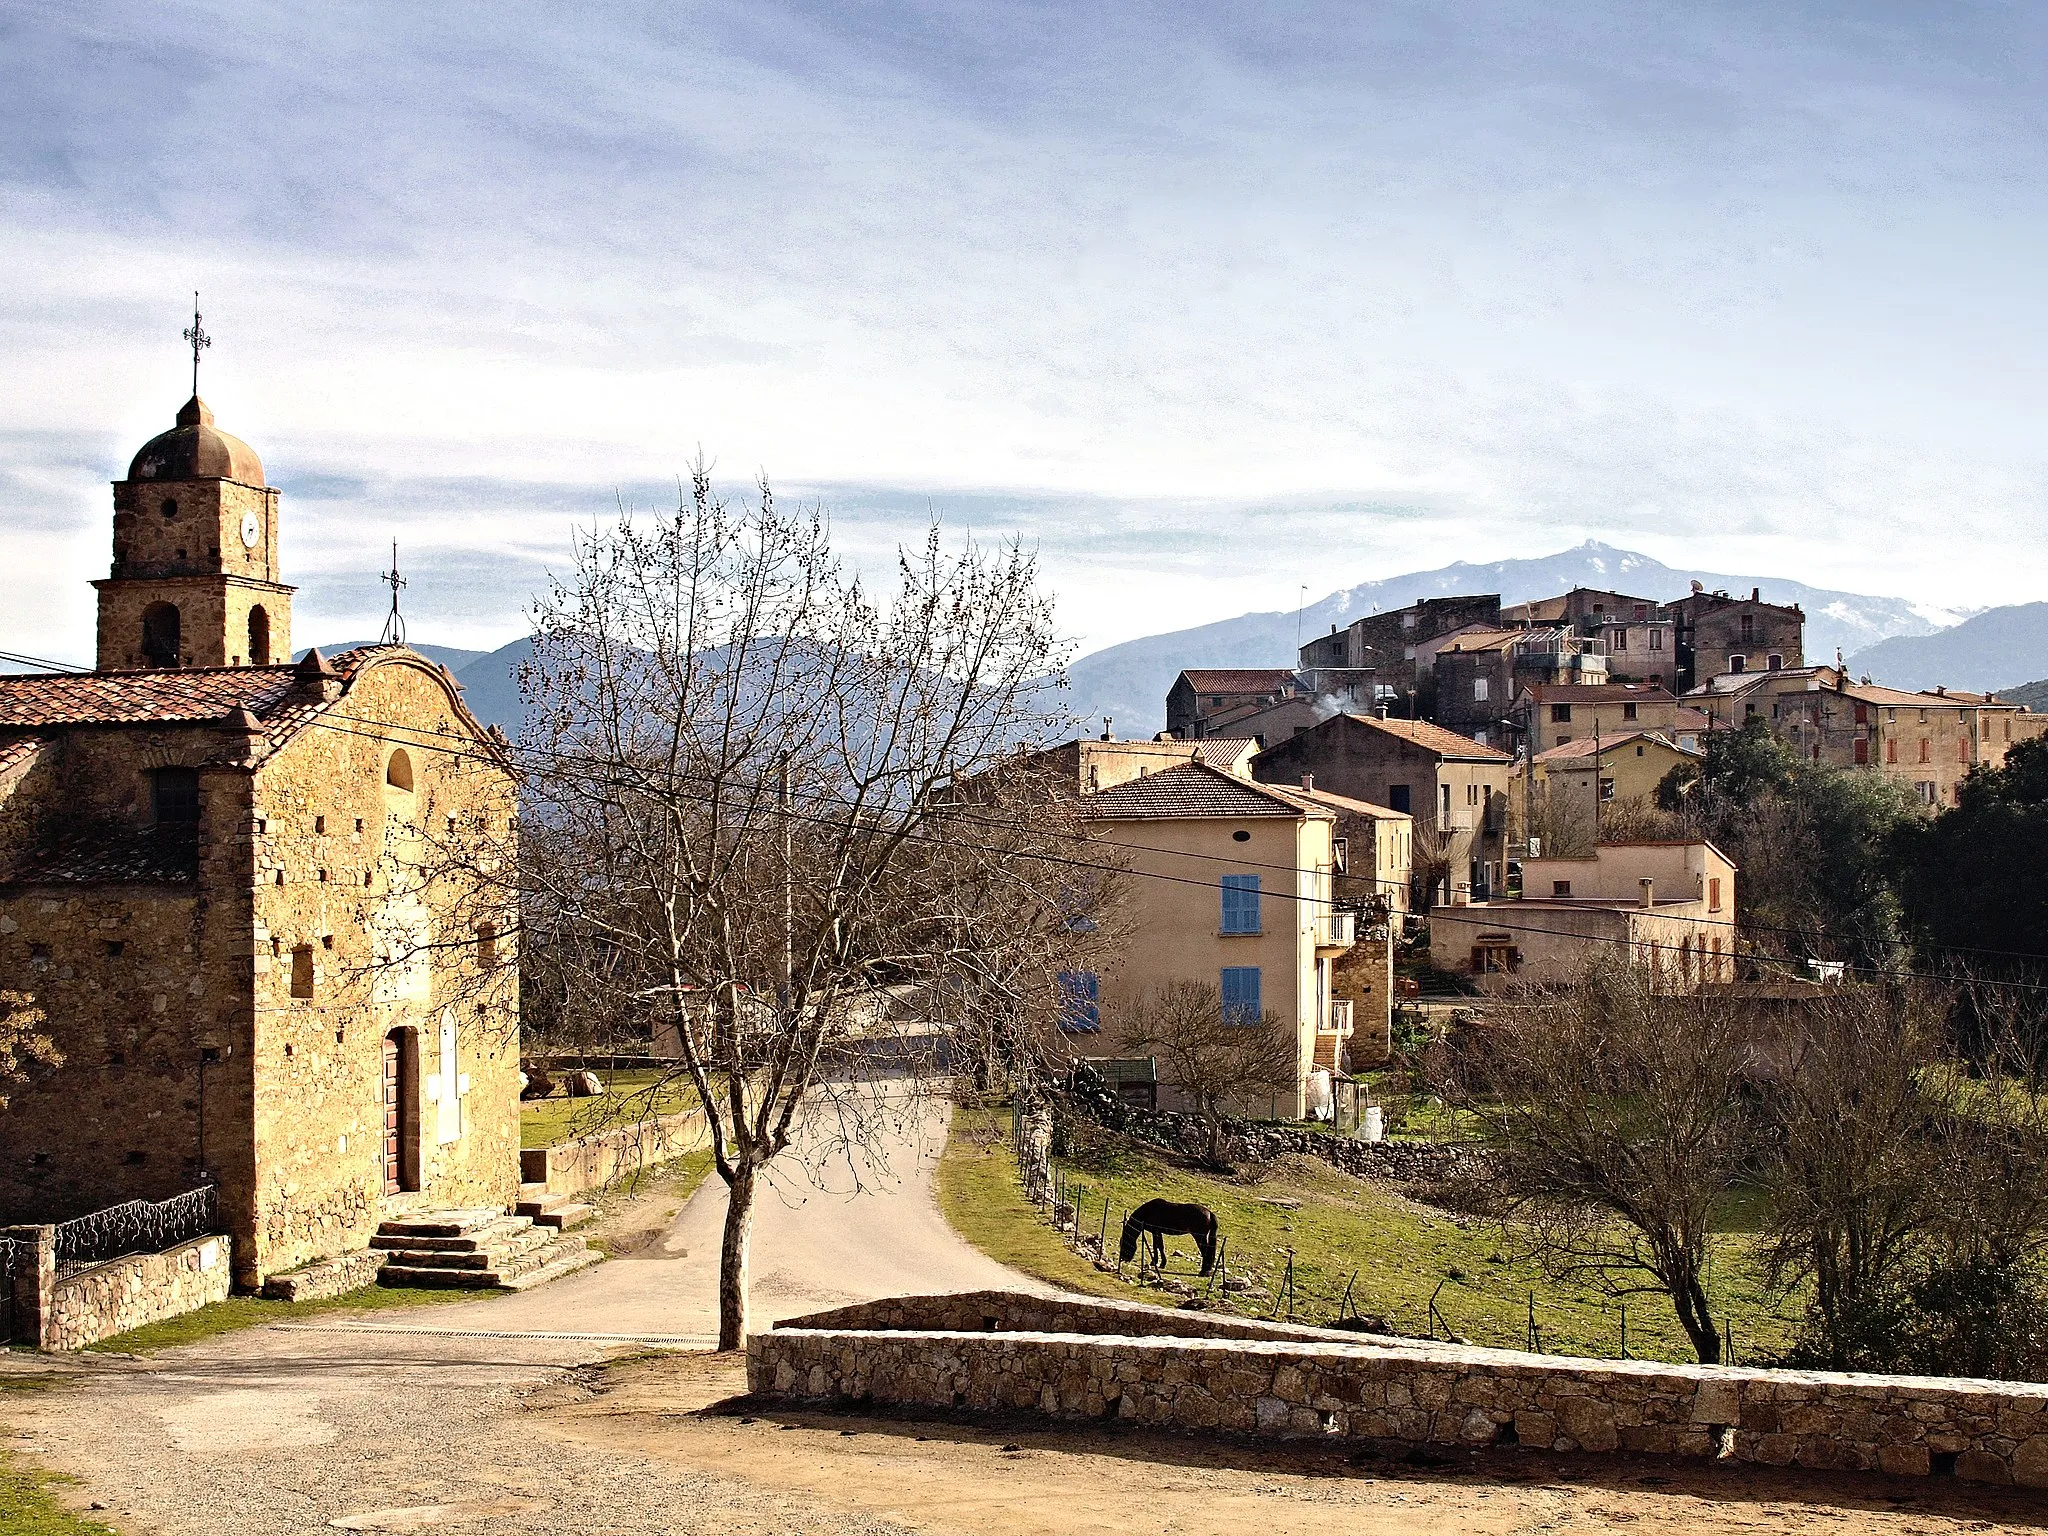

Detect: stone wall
37,1234,233,1351
778,1290,1424,1350
519,1105,710,1196
749,1313,2048,1487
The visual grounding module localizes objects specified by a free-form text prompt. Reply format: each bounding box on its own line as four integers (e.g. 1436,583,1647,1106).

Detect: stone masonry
751,1291,2048,1488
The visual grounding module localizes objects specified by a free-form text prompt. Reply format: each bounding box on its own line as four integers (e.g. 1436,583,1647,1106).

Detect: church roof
126,396,266,486
0,646,409,749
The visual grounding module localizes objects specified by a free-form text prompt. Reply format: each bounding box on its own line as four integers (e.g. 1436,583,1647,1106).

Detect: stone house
1249,713,1512,906
1164,668,1376,743
1687,666,2048,808
0,392,520,1290
1067,763,1362,1117
1429,840,1738,992
1020,733,1259,794
1165,669,1296,741
1432,628,1609,747
1666,587,1805,692
1297,595,1502,715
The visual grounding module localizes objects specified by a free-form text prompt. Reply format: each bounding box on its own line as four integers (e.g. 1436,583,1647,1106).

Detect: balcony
1325,997,1355,1035
1316,909,1356,951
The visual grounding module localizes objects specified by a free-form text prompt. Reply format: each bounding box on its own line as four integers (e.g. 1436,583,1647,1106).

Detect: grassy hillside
937,1107,1801,1365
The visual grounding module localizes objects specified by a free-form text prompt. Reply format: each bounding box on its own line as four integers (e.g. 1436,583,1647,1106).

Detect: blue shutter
1057,970,1100,1033
1220,874,1261,933
1221,966,1262,1026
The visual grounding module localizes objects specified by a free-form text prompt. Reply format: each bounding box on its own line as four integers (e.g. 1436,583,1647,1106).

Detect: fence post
6,1226,54,1349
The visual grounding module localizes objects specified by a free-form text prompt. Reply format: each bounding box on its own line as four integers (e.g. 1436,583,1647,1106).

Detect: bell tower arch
92,394,295,670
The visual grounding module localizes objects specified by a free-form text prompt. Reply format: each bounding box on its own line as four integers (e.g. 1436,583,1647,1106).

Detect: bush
1778,1255,2048,1381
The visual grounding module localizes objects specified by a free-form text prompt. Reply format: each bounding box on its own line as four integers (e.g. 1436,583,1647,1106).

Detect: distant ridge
1063,541,1951,734
1845,603,2048,694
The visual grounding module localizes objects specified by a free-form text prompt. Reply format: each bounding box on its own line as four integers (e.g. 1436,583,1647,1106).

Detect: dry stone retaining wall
750,1296,2048,1488
519,1105,709,1197
781,1289,1423,1349
41,1234,232,1350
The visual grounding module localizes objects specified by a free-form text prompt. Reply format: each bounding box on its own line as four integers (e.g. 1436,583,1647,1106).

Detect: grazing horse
1119,1198,1220,1275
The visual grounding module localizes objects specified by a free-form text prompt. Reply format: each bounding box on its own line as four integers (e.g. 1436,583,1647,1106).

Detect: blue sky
2,1,2044,661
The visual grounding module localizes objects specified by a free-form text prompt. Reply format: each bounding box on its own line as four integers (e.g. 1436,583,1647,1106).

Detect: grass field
521,1069,704,1149
0,1451,115,1536
936,1107,1802,1365
82,1281,484,1355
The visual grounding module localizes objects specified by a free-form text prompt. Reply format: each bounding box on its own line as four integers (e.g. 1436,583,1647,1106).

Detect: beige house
1073,763,1360,1117
1533,730,1703,833
1023,733,1259,794
0,391,522,1290
1430,841,1738,993
1513,682,1705,756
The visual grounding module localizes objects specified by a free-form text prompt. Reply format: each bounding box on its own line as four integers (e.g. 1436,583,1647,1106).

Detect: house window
1916,781,1937,804
1056,971,1100,1033
1741,615,1755,642
1854,738,1869,765
1634,605,1648,620
1854,703,1868,725
1331,838,1348,874
150,767,200,825
1221,966,1263,1025
476,922,498,969
1552,880,1573,898
1650,628,1664,651
1387,784,1411,814
1599,778,1615,801
1473,728,1489,746
1886,739,1897,764
1919,740,1930,764
1622,702,1637,721
1767,653,1783,671
290,945,315,999
1440,783,1452,822
1551,703,1571,723
1728,655,1748,673
1401,613,1416,630
1221,874,1262,934
1708,877,1722,912
1612,629,1628,651
1473,677,1489,702
1959,739,1972,764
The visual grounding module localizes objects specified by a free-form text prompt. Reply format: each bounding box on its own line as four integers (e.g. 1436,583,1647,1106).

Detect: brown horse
1119,1198,1219,1275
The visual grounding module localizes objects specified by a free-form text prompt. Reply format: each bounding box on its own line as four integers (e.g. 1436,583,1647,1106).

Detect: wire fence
1038,1163,1743,1366
51,1184,220,1278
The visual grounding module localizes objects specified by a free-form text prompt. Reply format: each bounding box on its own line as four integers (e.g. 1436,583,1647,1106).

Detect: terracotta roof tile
1335,714,1514,761
6,826,199,886
1177,669,1296,693
1081,762,1325,819
1534,730,1702,764
1519,682,1679,705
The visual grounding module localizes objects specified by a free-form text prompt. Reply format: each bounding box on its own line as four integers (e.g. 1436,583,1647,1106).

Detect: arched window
141,602,181,668
385,748,414,792
247,606,271,666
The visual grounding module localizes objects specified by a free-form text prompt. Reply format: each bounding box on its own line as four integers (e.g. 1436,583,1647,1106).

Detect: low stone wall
779,1290,1421,1348
519,1106,709,1196
259,1246,387,1302
749,1308,2048,1487
43,1235,233,1350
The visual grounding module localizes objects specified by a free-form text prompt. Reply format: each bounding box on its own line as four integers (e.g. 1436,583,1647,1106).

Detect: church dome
127,396,266,486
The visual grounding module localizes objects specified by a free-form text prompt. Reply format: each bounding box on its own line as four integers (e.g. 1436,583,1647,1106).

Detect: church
0,384,526,1291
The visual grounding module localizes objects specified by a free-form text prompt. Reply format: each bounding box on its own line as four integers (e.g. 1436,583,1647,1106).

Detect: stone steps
375,1209,599,1291
514,1182,594,1231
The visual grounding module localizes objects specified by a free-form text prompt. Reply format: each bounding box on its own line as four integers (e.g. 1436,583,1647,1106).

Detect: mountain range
311,543,2044,740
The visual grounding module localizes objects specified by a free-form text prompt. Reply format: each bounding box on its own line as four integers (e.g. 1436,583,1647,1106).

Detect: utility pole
1593,717,1603,845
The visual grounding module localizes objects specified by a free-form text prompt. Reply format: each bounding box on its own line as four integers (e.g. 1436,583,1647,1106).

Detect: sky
2,0,2045,664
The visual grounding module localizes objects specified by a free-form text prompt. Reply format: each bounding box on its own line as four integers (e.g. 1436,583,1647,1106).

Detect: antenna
182,292,211,397
379,540,408,645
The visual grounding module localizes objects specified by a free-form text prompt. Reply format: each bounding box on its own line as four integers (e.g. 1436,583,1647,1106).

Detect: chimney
1751,587,1760,602
1301,773,1314,794
1639,877,1655,909
1101,717,1114,741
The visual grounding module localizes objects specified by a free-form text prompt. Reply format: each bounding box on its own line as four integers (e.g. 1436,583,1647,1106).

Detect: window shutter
1221,874,1261,933
1221,966,1262,1025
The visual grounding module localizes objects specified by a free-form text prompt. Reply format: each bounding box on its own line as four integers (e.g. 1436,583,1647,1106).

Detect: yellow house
1074,763,1356,1118
1533,730,1703,830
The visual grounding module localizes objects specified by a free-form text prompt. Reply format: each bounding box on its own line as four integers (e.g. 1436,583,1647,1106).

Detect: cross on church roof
182,292,210,397
379,540,408,645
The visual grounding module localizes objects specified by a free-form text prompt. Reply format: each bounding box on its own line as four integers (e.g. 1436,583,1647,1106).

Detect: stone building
1250,713,1512,906
1666,586,1805,692
1510,682,1704,756
1432,628,1609,747
0,392,522,1290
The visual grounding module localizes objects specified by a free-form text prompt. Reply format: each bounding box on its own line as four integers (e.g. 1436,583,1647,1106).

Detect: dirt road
3,1096,2044,1534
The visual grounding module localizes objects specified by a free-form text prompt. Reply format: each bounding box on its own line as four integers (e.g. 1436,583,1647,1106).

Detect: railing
1318,909,1356,947
0,1234,17,1342
52,1184,219,1277
1328,998,1354,1034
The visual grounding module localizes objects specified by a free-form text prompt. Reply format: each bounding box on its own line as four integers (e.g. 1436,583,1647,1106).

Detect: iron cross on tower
379,541,408,645
182,292,210,397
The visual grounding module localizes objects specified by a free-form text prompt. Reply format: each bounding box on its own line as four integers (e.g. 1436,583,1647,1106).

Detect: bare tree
1119,979,1300,1166
1755,983,1943,1368
516,464,1115,1349
0,989,58,1110
1437,964,1753,1362
1524,782,1593,859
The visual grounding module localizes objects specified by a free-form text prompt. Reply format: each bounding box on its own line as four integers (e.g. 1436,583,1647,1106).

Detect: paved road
0,1093,1039,1536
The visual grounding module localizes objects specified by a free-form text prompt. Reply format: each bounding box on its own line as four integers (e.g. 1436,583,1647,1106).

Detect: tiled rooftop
1334,713,1514,761
1080,762,1326,819
1178,669,1296,693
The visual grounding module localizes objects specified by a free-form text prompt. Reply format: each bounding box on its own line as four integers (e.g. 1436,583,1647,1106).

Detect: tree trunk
1671,1268,1721,1364
717,1160,757,1352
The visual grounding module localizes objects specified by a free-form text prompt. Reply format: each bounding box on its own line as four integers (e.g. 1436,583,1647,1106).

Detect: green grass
938,1107,1802,1365
0,1451,116,1536
521,1069,706,1150
84,1282,485,1355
